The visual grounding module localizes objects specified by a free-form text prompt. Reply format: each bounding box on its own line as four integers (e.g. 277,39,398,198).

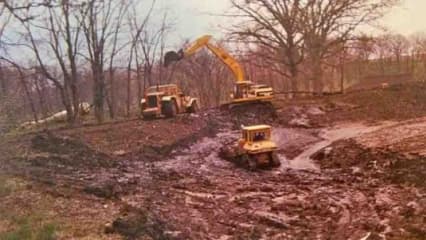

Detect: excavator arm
164,35,245,82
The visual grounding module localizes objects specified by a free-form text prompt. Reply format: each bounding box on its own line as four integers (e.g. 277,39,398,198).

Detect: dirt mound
30,131,116,169
59,115,210,161
227,102,277,127
316,82,426,123
107,205,180,240
138,118,219,161
313,139,426,189
83,179,137,199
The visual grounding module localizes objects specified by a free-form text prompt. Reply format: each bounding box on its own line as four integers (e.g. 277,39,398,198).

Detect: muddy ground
1,84,425,240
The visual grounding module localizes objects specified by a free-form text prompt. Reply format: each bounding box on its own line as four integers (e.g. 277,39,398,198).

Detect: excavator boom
164,35,245,82
204,43,245,82
164,35,274,105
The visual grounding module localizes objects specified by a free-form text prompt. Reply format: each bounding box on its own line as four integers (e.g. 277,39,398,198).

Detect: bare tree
229,0,399,94
411,33,426,80
130,5,174,102
125,0,156,116
301,0,399,94
349,34,375,80
0,58,38,122
387,34,409,70
0,3,12,49
412,33,426,55
7,1,85,124
136,17,173,88
33,67,50,118
104,1,136,119
229,0,304,92
80,0,131,123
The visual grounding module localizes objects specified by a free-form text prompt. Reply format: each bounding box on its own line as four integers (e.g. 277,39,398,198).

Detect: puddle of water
272,128,319,148
159,122,397,174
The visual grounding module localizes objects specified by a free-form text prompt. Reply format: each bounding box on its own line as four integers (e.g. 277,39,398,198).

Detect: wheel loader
140,84,198,119
220,125,281,170
164,35,274,108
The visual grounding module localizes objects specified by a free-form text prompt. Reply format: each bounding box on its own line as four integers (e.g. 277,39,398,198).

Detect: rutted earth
115,118,424,240
1,103,425,239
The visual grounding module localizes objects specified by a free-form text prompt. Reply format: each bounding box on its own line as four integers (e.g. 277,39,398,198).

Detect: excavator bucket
164,49,184,67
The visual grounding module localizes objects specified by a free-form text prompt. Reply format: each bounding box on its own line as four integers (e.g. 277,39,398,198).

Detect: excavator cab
232,81,274,104
233,82,249,99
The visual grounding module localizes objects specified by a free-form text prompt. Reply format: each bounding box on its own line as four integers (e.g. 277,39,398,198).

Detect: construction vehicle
219,125,281,170
164,35,274,107
140,84,198,119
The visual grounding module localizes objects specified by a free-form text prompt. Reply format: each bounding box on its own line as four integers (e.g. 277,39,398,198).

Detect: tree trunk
93,65,105,123
70,79,80,123
34,77,49,118
107,69,115,119
289,66,298,93
126,65,131,117
0,65,12,121
105,90,113,119
17,70,38,122
311,54,324,95
61,79,75,124
145,63,153,87
136,61,142,103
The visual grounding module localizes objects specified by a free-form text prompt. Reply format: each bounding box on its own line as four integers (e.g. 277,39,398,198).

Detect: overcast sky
381,0,426,35
158,0,426,41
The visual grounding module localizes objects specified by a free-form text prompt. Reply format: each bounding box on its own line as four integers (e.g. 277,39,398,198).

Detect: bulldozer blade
164,49,184,67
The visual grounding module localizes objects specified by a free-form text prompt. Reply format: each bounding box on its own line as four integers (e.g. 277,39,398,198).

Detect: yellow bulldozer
164,35,274,107
220,125,281,170
140,84,198,119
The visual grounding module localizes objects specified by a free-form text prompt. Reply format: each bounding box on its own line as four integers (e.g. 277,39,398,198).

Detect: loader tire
270,152,281,168
188,101,198,113
162,100,177,118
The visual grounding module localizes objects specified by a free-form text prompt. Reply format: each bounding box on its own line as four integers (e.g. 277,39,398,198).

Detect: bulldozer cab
242,125,272,143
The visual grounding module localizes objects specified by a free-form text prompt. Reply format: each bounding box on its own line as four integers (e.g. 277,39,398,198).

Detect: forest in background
1,0,425,131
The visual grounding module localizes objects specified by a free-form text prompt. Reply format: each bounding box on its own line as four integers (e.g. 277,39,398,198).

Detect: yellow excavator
164,35,274,107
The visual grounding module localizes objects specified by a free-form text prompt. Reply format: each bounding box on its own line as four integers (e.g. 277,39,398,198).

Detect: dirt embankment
314,118,426,189
309,119,426,240
59,115,209,159
273,82,426,127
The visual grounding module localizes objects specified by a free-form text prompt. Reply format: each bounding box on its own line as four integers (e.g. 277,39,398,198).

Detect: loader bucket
164,49,184,67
